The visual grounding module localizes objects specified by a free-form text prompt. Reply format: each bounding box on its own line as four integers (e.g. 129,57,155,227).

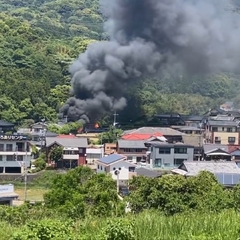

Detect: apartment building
205,120,240,145
0,134,31,173
146,142,194,169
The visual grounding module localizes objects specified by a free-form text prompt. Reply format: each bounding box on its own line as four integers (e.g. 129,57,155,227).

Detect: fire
94,123,100,128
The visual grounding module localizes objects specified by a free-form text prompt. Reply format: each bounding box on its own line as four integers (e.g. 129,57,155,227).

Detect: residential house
171,161,240,187
104,143,117,155
220,101,234,111
0,120,14,134
122,127,186,143
228,145,240,166
86,146,103,165
180,115,203,127
45,136,88,168
117,140,147,163
145,142,194,169
96,154,137,185
203,144,231,161
205,120,240,144
182,135,204,160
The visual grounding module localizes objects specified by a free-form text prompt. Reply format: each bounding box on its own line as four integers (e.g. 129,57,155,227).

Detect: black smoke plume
60,0,240,122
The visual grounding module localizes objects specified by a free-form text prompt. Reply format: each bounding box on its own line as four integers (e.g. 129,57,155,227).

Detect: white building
0,134,31,174
86,147,103,164
96,154,137,185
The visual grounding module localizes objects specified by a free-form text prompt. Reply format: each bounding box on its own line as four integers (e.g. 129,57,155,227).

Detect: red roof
57,134,77,139
228,145,240,153
121,132,162,140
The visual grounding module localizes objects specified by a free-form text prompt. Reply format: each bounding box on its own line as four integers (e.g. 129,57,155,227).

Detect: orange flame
94,123,100,128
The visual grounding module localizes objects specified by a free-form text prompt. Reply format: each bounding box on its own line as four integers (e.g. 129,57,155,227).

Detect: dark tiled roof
0,120,14,127
208,120,239,126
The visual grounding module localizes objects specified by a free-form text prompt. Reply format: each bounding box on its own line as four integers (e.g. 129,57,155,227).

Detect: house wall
212,132,239,145
0,136,31,173
150,146,194,169
96,161,136,182
117,148,146,163
104,143,117,155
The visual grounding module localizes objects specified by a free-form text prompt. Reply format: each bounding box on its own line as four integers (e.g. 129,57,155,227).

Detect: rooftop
0,120,14,127
121,133,162,140
175,161,240,176
45,137,88,148
123,127,185,136
118,140,147,149
136,167,162,178
203,144,228,153
98,154,125,165
208,120,239,127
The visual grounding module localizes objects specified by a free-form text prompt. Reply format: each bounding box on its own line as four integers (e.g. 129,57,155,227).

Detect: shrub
11,219,77,240
100,219,135,240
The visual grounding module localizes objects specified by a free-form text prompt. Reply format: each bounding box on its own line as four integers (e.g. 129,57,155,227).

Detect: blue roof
231,150,240,157
215,173,240,186
98,154,124,165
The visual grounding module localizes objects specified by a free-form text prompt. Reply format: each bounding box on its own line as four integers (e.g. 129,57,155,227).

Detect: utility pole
113,111,118,127
24,151,27,202
198,129,202,161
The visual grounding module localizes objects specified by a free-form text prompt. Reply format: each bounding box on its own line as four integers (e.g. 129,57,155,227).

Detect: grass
15,187,48,201
0,208,239,239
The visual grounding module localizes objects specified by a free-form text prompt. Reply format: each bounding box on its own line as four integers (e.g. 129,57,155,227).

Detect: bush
101,219,135,240
33,156,46,171
11,219,77,240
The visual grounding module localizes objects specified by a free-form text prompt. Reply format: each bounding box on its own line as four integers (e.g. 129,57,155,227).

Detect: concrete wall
150,146,194,168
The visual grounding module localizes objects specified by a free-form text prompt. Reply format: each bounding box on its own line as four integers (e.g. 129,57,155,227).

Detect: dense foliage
0,0,240,126
1,167,240,238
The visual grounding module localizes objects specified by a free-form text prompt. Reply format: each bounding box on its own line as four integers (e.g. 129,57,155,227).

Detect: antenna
113,111,119,127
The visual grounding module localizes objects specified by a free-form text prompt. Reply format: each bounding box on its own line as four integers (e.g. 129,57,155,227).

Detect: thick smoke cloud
60,0,240,122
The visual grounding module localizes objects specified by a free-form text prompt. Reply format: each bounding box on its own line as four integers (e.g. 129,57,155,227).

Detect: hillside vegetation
0,0,240,126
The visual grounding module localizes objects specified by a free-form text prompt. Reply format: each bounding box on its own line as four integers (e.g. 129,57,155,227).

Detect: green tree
99,126,123,144
49,146,63,162
44,166,124,218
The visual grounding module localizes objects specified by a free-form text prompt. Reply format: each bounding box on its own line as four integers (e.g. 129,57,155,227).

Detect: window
154,158,162,167
159,148,171,154
6,155,14,161
0,144,3,151
174,159,186,166
174,148,187,154
164,163,170,167
215,137,221,144
129,167,135,172
100,166,102,170
127,156,133,161
97,165,99,169
228,137,236,143
6,144,13,151
0,156,2,161
194,148,200,154
227,128,233,132
212,127,218,132
17,155,23,161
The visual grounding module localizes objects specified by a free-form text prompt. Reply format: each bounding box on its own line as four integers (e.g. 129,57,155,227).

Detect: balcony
62,154,79,160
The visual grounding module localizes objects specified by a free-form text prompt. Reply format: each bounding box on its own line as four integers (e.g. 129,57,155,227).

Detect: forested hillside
0,0,240,126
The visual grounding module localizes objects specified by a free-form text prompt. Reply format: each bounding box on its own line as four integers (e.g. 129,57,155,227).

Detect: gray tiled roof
45,137,88,148
118,140,147,149
180,161,240,176
203,144,228,153
136,167,162,178
123,127,185,136
208,120,239,126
